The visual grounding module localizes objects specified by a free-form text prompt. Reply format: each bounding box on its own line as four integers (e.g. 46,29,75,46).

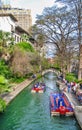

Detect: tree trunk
78,45,82,80
78,1,82,80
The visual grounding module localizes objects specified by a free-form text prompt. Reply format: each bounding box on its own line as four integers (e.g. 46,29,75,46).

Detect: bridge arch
42,69,59,76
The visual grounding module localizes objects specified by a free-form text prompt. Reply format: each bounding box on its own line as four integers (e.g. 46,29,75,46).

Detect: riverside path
56,80,82,129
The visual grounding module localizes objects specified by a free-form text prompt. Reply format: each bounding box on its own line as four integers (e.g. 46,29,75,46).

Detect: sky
10,0,55,24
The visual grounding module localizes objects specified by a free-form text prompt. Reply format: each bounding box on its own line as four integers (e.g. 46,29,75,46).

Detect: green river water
0,72,81,130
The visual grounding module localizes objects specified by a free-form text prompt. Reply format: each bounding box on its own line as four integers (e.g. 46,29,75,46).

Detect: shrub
16,42,34,52
54,63,60,70
0,98,6,113
65,73,77,82
0,59,12,79
0,75,10,93
0,75,8,84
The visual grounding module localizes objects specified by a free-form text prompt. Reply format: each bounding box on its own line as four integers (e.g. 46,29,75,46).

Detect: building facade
0,13,17,32
0,13,30,44
0,13,21,44
0,6,32,33
0,13,37,48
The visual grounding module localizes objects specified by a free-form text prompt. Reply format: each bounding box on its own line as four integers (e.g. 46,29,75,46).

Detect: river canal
0,72,81,130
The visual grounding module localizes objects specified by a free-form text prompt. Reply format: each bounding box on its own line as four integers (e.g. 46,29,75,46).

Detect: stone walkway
56,80,82,129
64,92,82,129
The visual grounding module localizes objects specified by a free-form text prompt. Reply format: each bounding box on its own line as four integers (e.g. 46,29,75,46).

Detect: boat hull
50,111,74,116
31,89,44,93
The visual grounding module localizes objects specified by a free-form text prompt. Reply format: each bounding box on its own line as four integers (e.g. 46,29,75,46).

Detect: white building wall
0,16,15,32
13,33,21,44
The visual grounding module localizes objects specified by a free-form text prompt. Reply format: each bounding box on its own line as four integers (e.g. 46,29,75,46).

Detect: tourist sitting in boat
34,84,38,88
31,82,46,93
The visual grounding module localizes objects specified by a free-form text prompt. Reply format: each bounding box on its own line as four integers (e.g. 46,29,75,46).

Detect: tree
10,47,33,77
32,25,46,47
55,0,82,79
0,30,14,60
33,6,78,77
21,33,29,42
9,42,41,76
0,30,14,47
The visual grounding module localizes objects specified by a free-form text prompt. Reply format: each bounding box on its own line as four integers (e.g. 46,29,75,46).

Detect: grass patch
16,42,34,52
10,77,26,83
65,73,78,82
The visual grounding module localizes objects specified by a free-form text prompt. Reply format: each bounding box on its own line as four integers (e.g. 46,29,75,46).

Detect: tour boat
50,92,74,116
31,82,46,93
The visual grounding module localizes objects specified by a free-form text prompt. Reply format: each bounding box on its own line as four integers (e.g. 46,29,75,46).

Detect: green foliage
0,98,6,113
10,73,33,83
16,42,34,52
0,46,3,54
0,75,8,84
30,53,40,67
32,65,40,73
0,60,11,93
0,59,12,79
76,80,82,84
21,33,29,41
0,30,14,47
0,75,10,93
41,58,50,70
65,73,77,82
11,77,26,83
54,63,61,70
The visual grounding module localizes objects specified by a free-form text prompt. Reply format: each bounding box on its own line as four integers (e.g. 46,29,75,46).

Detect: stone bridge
42,69,59,76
